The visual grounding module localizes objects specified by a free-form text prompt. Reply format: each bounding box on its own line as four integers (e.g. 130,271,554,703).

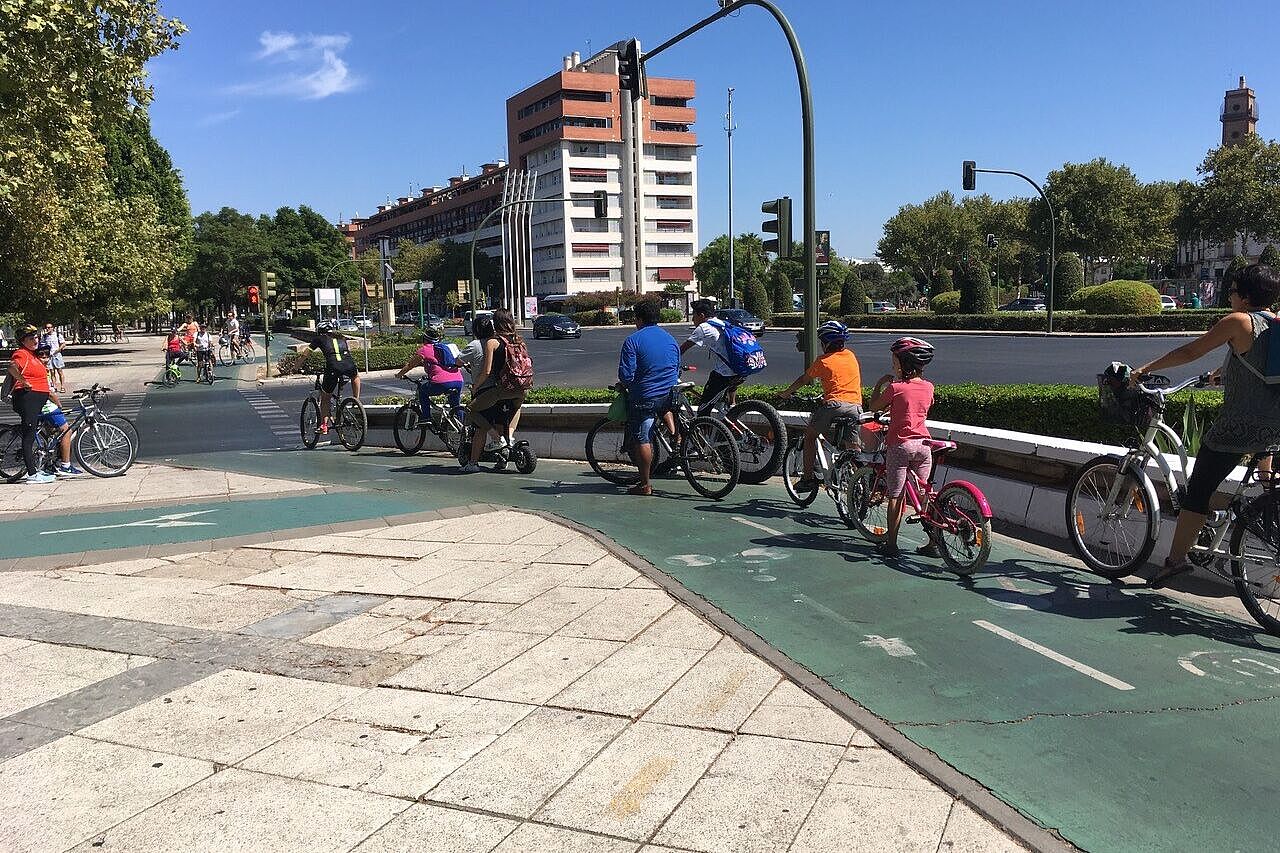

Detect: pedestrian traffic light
247,285,260,306
592,190,608,219
761,197,792,258
260,271,277,302
986,233,998,249
962,160,977,192
617,39,646,99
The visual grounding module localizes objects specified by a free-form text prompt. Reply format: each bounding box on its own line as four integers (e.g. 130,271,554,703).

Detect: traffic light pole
643,0,818,363
968,167,1056,333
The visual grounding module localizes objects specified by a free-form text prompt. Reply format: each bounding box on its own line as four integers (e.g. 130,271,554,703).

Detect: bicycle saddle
673,381,696,391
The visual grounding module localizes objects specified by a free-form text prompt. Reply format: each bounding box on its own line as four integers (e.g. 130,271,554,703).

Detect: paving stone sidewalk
0,508,1026,852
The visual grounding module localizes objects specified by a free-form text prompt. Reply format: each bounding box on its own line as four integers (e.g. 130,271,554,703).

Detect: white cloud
233,30,358,99
196,109,241,126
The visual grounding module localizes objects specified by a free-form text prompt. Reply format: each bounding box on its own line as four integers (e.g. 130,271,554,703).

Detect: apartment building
508,47,698,297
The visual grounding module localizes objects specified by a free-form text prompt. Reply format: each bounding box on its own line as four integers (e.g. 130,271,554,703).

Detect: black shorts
321,365,357,395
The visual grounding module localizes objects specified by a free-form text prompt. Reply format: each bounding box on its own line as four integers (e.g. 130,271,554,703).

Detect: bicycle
782,411,885,526
455,395,538,474
161,353,186,387
217,334,241,365
111,326,129,344
585,371,741,500
300,372,366,451
196,351,215,385
690,368,786,485
845,434,994,574
1066,369,1280,635
239,333,257,363
0,385,136,480
393,377,465,457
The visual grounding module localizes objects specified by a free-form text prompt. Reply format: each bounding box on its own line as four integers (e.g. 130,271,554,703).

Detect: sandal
627,484,653,496
915,543,940,558
874,542,900,558
1147,558,1194,589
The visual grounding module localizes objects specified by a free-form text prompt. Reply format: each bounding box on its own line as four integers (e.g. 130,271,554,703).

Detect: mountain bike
217,334,241,365
783,411,885,526
300,372,366,451
0,385,136,480
846,435,994,574
691,368,786,484
393,377,465,457
196,352,215,384
586,373,740,500
1066,369,1280,635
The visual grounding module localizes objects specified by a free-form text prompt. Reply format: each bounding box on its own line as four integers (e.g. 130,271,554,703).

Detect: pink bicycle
844,436,994,574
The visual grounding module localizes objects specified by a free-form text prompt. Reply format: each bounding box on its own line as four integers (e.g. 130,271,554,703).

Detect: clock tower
1222,75,1257,146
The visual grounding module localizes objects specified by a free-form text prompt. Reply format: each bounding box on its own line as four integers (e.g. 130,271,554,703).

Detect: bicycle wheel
73,420,135,477
336,398,366,451
393,404,426,455
300,398,321,449
586,418,640,485
1230,492,1280,636
0,427,25,483
932,483,993,575
162,366,178,387
242,340,257,362
1065,455,1157,578
781,441,819,507
727,400,785,484
846,464,890,542
682,416,740,500
105,416,139,455
832,454,859,527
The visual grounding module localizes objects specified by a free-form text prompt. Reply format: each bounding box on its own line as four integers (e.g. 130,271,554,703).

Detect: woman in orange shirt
7,325,54,483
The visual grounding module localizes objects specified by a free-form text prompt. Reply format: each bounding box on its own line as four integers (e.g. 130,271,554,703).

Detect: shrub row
839,312,1224,333
1067,279,1162,315
372,382,1222,446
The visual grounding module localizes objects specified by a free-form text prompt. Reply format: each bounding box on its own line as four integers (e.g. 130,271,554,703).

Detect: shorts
321,365,358,395
808,401,863,440
39,408,67,430
467,385,524,433
885,439,933,498
49,353,65,370
627,393,671,445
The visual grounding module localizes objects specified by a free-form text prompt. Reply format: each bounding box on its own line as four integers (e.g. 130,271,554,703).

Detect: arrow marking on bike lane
40,510,219,536
974,619,1135,691
860,634,918,658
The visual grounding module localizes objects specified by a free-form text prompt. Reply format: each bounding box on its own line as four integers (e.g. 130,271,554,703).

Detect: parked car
869,301,897,314
997,298,1047,312
463,310,493,336
1160,295,1179,311
532,313,582,340
425,314,445,334
716,308,765,336
335,317,359,332
398,310,419,325
352,314,374,329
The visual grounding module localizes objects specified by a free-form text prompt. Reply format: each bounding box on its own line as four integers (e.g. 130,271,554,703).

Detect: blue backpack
1236,311,1280,386
708,319,767,376
433,342,459,369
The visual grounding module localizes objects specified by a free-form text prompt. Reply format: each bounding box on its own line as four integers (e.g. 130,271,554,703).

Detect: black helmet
423,327,443,342
316,321,335,334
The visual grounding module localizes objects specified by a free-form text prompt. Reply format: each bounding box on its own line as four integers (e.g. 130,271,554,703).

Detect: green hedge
1068,280,1161,315
571,310,619,326
373,381,1223,446
930,292,961,315
838,312,1225,332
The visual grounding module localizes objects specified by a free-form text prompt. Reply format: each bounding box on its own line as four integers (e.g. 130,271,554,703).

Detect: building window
518,93,560,120
563,90,611,103
645,144,692,161
569,168,609,183
651,196,692,210
651,96,688,108
569,142,607,157
653,219,693,233
646,243,693,257
651,121,691,133
651,171,691,186
574,268,612,280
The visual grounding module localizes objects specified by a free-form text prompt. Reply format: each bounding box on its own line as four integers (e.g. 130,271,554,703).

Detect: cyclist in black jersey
309,323,361,433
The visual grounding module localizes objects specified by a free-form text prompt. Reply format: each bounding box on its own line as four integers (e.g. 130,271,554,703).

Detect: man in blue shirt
618,299,680,495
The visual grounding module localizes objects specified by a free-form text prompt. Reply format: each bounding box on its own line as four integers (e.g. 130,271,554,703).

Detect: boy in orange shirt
779,321,863,490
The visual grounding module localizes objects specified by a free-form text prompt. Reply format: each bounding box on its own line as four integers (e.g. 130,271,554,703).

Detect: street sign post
419,280,433,330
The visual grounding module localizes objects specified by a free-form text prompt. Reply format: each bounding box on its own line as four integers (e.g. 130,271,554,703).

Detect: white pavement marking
238,389,297,440
973,619,1135,691
1179,659,1207,677
732,516,785,537
40,509,219,536
859,635,918,658
108,391,148,420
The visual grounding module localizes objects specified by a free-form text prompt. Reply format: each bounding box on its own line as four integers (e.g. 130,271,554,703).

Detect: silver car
716,308,765,336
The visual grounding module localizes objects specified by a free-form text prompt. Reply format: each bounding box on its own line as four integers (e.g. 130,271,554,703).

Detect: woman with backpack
395,328,465,423
462,308,533,473
1135,263,1280,588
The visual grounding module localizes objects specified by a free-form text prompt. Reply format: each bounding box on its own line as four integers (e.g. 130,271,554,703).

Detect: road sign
393,281,418,292
524,296,539,319
293,288,313,310
314,287,341,307
815,230,831,268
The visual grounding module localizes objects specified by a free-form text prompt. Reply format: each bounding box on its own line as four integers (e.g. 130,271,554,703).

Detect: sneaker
54,464,83,478
915,543,940,558
459,462,481,474
795,476,820,492
25,471,55,485
319,422,329,435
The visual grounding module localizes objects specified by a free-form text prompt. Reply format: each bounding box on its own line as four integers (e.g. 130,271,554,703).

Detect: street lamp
963,160,1057,333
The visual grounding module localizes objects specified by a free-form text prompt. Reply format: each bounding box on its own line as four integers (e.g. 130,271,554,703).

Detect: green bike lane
18,444,1280,852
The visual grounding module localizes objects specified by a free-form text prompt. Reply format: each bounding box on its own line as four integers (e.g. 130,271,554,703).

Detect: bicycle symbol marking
1178,650,1280,686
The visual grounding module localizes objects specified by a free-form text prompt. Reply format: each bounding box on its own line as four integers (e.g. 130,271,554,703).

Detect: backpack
498,335,534,392
433,342,460,369
1234,311,1280,386
707,319,767,376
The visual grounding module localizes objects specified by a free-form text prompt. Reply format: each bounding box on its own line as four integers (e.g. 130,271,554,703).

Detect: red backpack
498,335,534,392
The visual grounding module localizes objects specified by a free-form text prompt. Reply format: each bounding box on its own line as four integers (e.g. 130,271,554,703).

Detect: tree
840,270,866,314
770,268,793,313
856,262,886,286
1261,244,1280,268
930,268,954,295
1110,258,1149,281
261,205,358,305
1033,159,1147,274
955,256,994,314
1196,135,1280,246
744,277,771,320
692,233,770,302
179,208,272,311
876,191,976,289
1054,252,1085,309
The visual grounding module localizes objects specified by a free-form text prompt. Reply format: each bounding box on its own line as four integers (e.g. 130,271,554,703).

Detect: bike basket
1097,374,1156,427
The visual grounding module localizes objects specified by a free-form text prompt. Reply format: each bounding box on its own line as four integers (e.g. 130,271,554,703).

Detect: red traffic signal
248,285,260,305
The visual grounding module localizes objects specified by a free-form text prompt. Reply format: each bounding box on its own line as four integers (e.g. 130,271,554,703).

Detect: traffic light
247,285,260,306
617,39,646,99
985,233,998,249
962,160,977,192
761,197,792,258
260,271,277,303
592,190,608,219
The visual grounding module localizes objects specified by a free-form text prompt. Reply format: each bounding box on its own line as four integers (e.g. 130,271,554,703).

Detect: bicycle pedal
904,516,923,525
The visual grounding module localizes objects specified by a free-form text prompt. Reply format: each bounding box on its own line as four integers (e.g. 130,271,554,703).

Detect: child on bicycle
194,323,213,377
778,320,863,491
866,337,936,558
395,328,465,424
163,330,183,370
35,345,82,477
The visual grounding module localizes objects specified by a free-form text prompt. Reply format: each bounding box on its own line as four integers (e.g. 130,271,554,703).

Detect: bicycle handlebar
1136,372,1214,397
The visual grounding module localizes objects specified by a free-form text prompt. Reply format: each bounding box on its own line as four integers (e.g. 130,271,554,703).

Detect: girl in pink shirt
395,331,465,421
867,337,936,557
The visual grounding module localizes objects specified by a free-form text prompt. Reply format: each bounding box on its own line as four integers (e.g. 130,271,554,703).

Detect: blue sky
148,0,1280,258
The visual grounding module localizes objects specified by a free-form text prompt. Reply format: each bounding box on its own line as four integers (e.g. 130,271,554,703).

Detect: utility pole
726,87,736,308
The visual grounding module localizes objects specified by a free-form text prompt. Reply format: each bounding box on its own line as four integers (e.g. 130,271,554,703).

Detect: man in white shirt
40,323,67,393
679,299,741,415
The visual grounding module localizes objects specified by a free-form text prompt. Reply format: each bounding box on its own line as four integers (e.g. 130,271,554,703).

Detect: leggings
11,389,48,476
1182,446,1244,514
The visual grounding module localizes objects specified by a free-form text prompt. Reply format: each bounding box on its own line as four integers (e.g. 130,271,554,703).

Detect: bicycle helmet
817,320,849,345
422,327,443,342
891,336,934,369
17,324,38,341
315,321,335,334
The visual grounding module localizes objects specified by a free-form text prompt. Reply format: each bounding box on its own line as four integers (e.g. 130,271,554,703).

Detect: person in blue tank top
618,300,680,496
